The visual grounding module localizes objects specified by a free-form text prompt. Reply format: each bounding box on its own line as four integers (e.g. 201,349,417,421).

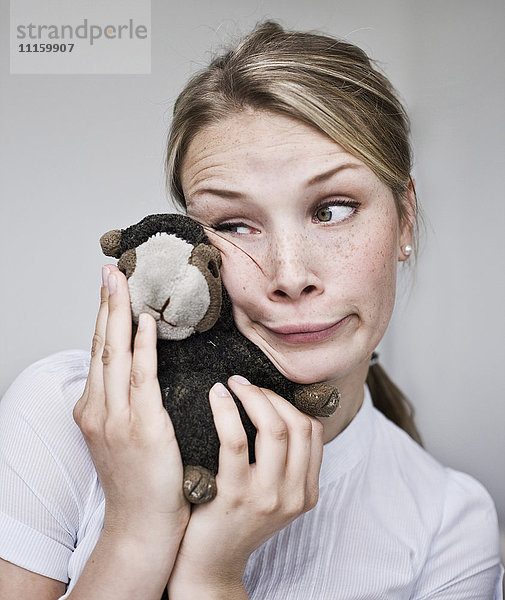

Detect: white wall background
1,0,504,546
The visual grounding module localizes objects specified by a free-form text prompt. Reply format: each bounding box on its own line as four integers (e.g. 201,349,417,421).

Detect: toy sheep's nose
146,297,177,326
146,296,170,313
160,296,171,313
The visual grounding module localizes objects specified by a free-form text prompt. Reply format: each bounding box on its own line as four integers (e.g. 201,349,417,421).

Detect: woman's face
181,110,413,388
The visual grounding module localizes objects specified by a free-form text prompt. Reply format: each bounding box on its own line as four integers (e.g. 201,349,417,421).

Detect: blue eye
314,201,358,223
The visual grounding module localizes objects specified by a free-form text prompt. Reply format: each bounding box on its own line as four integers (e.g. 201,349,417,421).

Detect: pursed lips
261,315,352,344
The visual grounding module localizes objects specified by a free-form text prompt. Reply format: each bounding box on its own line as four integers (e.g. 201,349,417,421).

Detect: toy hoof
183,465,217,504
294,383,340,417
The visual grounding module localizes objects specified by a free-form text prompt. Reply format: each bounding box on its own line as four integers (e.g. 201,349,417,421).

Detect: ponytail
366,354,423,446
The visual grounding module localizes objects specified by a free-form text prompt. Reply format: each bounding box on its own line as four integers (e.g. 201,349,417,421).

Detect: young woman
0,21,502,599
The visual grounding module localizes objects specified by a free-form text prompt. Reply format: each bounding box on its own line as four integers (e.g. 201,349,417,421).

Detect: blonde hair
164,20,422,444
166,20,414,221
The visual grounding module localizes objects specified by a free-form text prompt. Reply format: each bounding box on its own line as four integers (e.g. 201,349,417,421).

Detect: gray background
1,0,504,554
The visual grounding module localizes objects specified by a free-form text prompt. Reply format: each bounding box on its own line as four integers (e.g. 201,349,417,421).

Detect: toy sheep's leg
183,465,217,504
294,383,341,417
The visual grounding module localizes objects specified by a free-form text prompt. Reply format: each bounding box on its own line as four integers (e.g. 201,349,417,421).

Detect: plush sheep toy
100,213,340,504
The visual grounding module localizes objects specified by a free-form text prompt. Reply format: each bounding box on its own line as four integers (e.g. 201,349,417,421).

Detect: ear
398,178,416,262
117,247,137,278
100,229,122,258
190,243,223,333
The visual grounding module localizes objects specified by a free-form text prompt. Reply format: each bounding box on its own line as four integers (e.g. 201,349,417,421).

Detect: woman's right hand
72,266,189,580
0,266,190,600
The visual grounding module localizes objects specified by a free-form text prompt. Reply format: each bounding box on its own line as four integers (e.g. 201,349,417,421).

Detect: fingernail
101,266,109,287
107,272,117,294
212,382,231,397
230,375,251,385
138,313,149,331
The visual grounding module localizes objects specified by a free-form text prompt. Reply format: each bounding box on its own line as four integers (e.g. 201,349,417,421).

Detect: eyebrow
306,162,363,186
190,187,247,201
188,162,364,203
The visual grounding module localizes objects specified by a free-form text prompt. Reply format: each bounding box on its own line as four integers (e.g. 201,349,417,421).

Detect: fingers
129,313,168,423
263,389,322,464
264,389,324,508
78,265,164,424
84,268,112,396
131,313,158,392
211,376,323,512
208,382,250,486
102,267,133,414
76,264,133,424
74,266,115,427
227,376,288,489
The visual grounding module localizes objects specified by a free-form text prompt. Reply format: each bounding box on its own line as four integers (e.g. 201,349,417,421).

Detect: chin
266,352,350,386
239,317,377,386
256,331,377,387
285,371,338,385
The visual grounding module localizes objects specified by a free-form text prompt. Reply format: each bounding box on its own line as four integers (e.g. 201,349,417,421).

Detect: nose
266,232,323,301
146,296,171,318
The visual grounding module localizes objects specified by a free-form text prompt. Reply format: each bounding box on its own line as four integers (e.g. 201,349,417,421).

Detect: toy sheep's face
100,218,223,341
127,232,221,340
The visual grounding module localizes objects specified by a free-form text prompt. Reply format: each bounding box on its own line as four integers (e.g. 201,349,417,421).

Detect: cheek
347,224,399,326
219,214,400,334
219,251,263,313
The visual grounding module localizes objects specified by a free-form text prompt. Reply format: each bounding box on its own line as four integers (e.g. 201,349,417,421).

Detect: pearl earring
402,244,413,257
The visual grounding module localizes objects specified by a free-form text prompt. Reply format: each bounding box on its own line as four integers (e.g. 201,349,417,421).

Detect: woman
0,21,502,599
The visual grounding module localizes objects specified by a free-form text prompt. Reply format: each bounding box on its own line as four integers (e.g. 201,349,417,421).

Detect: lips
264,315,352,344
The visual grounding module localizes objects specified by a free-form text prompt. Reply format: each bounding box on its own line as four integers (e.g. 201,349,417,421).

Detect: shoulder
410,465,502,596
1,349,89,418
371,408,498,526
4,349,90,393
370,410,502,595
0,349,92,489
0,349,91,472
374,409,494,501
0,351,96,583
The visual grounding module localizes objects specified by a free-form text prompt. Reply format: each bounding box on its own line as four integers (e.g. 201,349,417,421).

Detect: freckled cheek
331,221,396,300
350,243,398,325
219,253,263,314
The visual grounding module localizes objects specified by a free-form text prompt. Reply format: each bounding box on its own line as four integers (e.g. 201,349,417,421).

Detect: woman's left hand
167,375,324,599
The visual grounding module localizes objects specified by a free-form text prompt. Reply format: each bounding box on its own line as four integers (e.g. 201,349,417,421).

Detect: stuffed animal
100,214,340,504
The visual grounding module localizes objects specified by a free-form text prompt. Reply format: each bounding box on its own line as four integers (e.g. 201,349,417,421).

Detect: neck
319,358,370,444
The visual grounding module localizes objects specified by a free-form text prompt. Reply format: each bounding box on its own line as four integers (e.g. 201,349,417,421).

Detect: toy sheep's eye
208,260,219,278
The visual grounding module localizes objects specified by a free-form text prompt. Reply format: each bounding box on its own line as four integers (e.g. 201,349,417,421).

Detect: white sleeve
411,468,503,599
0,351,91,583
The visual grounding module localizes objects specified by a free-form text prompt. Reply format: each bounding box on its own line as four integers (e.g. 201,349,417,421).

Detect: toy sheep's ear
117,248,137,278
190,243,223,333
100,229,122,258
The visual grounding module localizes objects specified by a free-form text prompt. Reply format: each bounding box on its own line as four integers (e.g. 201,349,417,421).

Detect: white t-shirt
0,350,502,599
